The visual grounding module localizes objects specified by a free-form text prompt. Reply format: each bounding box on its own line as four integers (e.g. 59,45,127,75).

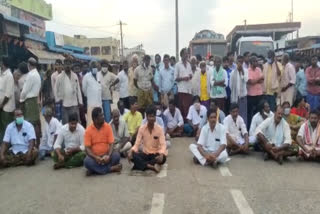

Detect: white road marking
230,189,254,214
219,166,232,176
157,164,168,178
150,193,165,214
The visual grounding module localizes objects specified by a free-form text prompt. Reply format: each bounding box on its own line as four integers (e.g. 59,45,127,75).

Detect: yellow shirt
200,72,209,101
265,63,283,95
123,111,143,136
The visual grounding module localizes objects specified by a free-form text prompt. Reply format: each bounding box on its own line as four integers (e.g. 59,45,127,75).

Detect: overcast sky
45,0,320,56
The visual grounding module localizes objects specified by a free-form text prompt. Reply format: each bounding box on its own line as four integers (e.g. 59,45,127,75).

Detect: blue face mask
16,116,24,125
91,68,98,75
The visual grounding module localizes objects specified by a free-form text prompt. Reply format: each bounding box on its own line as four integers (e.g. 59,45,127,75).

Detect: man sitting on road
256,106,298,165
128,105,167,173
123,97,143,145
184,96,207,137
163,99,184,137
223,103,249,155
189,109,229,168
296,110,320,161
110,109,132,157
39,107,62,160
84,107,122,176
53,113,86,169
0,109,38,167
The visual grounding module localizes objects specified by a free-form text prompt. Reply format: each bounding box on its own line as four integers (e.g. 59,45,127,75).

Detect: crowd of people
0,47,319,176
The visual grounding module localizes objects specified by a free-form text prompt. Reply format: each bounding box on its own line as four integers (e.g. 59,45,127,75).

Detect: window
102,46,111,55
91,47,100,55
84,47,90,55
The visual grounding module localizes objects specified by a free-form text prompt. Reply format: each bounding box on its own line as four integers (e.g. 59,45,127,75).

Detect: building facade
63,35,120,62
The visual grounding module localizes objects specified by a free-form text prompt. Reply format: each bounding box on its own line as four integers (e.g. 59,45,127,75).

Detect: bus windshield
239,41,274,58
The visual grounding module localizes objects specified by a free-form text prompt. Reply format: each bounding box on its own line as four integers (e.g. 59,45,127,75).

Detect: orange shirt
84,122,114,156
132,124,167,155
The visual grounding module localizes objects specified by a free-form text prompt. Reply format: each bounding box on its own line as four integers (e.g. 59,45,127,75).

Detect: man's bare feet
111,164,123,173
86,170,95,177
153,164,161,173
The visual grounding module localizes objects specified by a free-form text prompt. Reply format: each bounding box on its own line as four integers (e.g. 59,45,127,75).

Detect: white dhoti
281,86,295,106
189,143,229,166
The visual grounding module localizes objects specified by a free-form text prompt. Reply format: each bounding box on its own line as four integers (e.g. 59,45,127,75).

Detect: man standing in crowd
110,109,132,157
97,60,118,123
0,109,38,167
305,55,320,111
0,57,15,141
243,52,250,70
55,59,83,125
117,60,130,111
51,59,63,121
223,104,249,155
280,54,296,106
39,107,61,160
20,58,41,146
159,54,175,107
175,48,193,120
84,107,122,176
295,58,307,98
82,61,102,127
263,50,282,112
230,55,248,125
210,56,227,112
256,106,298,164
53,112,86,169
153,54,162,103
134,55,154,114
198,61,211,110
128,55,139,104
128,105,167,173
189,109,229,168
190,56,200,97
296,110,320,161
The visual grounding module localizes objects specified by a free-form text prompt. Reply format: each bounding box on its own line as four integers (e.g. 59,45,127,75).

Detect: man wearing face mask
297,110,320,161
55,59,83,125
282,102,305,144
263,50,283,112
82,61,102,127
184,96,207,137
97,60,118,123
0,109,38,167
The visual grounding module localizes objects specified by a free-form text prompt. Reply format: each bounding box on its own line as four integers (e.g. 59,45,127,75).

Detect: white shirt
187,105,207,127
163,108,184,129
97,71,117,100
249,112,274,136
298,122,319,146
51,71,61,101
191,68,201,96
223,115,248,142
40,117,62,151
110,119,130,143
255,117,292,147
117,70,129,98
82,72,102,107
55,71,83,107
197,123,227,153
53,123,85,151
3,120,36,154
210,68,228,98
0,68,15,112
20,68,41,102
174,61,193,94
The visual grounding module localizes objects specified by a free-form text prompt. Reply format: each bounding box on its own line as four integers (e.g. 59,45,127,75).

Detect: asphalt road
1,136,320,214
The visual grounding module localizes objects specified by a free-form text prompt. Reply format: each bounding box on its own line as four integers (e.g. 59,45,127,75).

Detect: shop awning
0,13,31,27
27,48,65,64
72,53,99,61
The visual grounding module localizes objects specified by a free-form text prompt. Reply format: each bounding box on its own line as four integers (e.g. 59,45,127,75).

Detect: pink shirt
305,66,320,95
247,67,263,96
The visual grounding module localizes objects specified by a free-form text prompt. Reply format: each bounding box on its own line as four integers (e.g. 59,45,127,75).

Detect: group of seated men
0,95,319,176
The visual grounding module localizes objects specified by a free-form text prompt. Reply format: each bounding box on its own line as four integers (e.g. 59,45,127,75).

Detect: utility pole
291,0,294,22
118,20,127,62
175,0,179,61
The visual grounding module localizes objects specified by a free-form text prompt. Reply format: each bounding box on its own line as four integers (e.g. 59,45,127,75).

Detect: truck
234,36,274,58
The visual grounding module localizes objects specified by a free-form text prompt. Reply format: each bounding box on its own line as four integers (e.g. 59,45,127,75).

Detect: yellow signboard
9,0,52,20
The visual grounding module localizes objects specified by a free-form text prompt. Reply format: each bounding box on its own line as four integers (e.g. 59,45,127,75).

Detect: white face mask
101,67,108,73
263,111,270,117
284,108,291,116
91,68,98,75
156,109,162,117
